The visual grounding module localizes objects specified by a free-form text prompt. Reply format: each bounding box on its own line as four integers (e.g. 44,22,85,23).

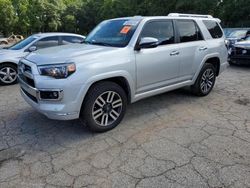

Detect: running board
133,80,193,103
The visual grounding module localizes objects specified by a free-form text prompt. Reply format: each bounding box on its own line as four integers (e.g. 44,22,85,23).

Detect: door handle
170,51,180,56
199,47,208,51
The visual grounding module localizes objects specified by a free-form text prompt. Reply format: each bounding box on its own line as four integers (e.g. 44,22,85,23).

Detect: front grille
18,73,35,87
18,61,35,87
24,64,32,73
234,47,250,55
19,61,32,73
21,88,38,103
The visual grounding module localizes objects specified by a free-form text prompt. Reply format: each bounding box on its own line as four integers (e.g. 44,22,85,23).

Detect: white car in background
0,33,85,85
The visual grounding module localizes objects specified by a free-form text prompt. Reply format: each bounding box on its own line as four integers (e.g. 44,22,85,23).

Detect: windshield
9,36,38,50
229,30,247,39
85,19,140,47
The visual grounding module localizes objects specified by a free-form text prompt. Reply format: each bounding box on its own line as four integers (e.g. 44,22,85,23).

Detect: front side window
140,20,175,45
35,36,59,49
85,19,140,47
203,20,223,39
176,20,203,43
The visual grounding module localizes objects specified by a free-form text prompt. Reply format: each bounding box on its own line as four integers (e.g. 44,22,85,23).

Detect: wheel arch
78,74,133,119
77,71,135,118
0,61,18,68
204,57,220,76
85,76,132,104
193,53,221,84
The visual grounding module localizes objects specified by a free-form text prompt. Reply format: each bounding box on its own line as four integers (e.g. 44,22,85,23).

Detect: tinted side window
35,36,59,49
203,20,223,38
62,36,84,45
140,20,175,45
176,20,203,43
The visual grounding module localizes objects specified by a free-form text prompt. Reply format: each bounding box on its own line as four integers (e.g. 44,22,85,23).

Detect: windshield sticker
120,26,132,34
123,20,140,26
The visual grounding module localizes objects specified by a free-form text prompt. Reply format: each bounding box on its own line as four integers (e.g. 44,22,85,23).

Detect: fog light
40,91,60,100
52,91,58,98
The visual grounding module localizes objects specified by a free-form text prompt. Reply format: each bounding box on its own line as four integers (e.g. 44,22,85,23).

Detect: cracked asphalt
0,66,250,188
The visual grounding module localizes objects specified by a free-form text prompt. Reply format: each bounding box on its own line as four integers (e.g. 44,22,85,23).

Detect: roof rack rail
168,13,213,19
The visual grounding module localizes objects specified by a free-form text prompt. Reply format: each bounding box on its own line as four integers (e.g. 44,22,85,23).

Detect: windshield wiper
84,41,113,47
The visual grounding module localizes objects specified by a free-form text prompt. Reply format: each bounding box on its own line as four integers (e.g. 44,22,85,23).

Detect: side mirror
225,39,230,48
28,46,37,52
136,37,159,50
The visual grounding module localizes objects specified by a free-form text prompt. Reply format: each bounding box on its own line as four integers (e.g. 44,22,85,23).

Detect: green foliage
0,0,16,36
0,0,250,36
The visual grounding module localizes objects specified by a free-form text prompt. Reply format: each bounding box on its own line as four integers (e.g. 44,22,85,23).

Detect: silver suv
18,13,228,132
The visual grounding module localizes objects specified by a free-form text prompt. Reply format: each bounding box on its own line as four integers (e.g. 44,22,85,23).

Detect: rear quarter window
203,20,223,39
176,20,203,43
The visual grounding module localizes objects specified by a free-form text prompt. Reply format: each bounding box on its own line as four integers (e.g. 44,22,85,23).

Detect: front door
135,20,181,94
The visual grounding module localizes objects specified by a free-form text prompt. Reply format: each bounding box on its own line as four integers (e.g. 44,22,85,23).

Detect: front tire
191,63,216,96
0,63,18,86
80,81,127,132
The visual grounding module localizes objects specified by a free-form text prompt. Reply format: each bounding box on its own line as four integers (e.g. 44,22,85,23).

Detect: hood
0,48,23,56
234,40,250,49
226,37,240,42
0,49,10,55
25,44,121,66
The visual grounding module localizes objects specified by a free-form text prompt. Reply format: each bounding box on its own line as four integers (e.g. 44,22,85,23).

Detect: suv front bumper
18,75,80,120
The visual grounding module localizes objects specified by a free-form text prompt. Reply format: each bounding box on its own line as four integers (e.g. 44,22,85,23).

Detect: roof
32,32,85,38
111,13,221,22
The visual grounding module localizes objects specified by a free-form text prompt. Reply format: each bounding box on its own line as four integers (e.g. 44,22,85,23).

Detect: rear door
34,36,59,50
60,36,85,45
175,19,208,80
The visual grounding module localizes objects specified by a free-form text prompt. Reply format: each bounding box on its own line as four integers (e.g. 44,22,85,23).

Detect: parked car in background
0,34,24,45
226,29,250,48
0,33,85,85
18,14,228,132
229,36,250,65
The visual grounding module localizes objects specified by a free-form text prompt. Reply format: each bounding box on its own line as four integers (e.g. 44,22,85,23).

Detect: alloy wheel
200,68,215,94
92,91,123,126
0,67,17,84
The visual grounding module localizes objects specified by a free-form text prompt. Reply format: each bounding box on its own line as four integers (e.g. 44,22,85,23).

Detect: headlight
225,39,229,47
38,63,76,79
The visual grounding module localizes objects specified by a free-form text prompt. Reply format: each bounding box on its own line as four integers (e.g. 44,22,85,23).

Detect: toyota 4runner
18,13,229,132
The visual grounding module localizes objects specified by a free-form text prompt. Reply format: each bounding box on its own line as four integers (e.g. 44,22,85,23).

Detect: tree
219,0,250,27
77,0,104,34
1,0,249,36
12,0,30,35
0,0,16,36
61,0,82,33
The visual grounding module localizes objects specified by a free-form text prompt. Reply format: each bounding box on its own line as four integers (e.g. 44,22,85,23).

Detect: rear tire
191,63,216,96
0,63,18,86
80,81,127,132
